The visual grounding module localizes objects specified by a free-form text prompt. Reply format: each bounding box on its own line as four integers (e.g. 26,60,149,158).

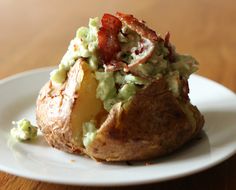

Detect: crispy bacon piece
99,12,157,71
128,38,155,69
104,60,129,72
164,31,170,47
116,12,158,42
115,12,157,69
164,32,175,62
98,14,122,64
101,13,122,33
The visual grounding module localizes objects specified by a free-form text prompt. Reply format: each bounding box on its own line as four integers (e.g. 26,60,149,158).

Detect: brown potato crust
86,79,204,161
36,59,103,154
36,61,83,154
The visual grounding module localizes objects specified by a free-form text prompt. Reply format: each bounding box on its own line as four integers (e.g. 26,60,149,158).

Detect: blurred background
0,0,236,91
1,1,236,189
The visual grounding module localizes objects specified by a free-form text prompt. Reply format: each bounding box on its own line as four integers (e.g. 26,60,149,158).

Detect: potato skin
36,60,85,154
86,79,204,161
37,60,204,161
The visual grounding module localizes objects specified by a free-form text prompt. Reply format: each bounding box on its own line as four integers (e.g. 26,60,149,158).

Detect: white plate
0,68,236,186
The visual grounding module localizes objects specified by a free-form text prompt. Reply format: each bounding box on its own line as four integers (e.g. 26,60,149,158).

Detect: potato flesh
70,61,103,145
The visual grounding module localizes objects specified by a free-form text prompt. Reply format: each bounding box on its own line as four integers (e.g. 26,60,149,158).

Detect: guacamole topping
10,119,38,141
82,121,97,147
50,17,100,83
50,12,199,111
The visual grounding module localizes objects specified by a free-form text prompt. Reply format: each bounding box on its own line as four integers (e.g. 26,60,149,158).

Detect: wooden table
1,0,236,189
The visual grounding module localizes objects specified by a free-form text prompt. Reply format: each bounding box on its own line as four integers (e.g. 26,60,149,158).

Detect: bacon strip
164,32,175,62
101,13,122,33
128,38,155,69
116,12,158,42
115,12,157,69
98,14,122,64
99,12,158,72
164,31,170,47
104,60,129,72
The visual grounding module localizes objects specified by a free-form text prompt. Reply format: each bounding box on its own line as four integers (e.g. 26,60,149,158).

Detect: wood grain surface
0,0,236,189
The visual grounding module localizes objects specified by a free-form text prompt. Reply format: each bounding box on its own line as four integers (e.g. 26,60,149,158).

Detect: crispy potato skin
36,59,86,154
37,60,204,161
86,79,204,161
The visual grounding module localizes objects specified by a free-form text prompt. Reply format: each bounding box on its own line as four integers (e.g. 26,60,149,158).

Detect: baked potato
36,12,204,161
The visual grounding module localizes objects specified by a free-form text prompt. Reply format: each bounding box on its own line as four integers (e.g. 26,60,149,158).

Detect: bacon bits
116,12,157,69
128,38,155,69
164,32,175,62
98,14,122,64
116,12,158,42
104,60,129,72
